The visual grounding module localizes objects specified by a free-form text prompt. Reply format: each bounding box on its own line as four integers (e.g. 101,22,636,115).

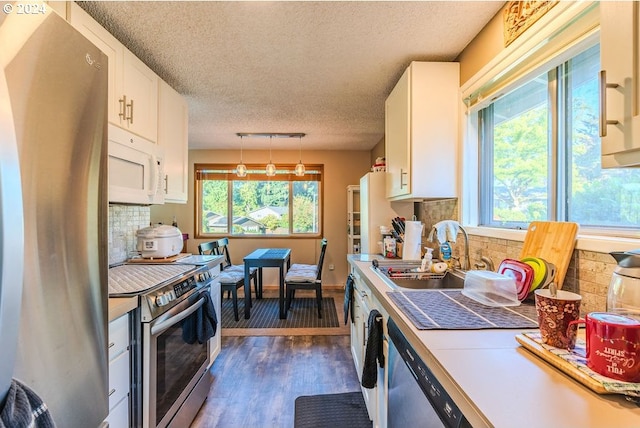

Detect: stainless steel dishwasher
387,319,471,428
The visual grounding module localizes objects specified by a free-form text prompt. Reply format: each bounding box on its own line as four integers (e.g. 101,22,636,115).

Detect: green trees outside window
480,44,640,230
195,164,322,237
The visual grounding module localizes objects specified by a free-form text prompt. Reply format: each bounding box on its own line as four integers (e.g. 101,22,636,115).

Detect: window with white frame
478,43,640,231
194,164,323,238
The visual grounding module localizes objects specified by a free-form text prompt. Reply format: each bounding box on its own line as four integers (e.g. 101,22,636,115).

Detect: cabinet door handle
599,70,620,137
128,98,134,124
108,342,115,349
108,388,116,397
118,95,127,121
400,168,408,188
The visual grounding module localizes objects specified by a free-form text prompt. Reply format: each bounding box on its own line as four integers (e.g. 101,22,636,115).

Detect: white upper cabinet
600,2,640,168
385,61,459,200
385,69,410,199
158,80,189,203
69,3,158,142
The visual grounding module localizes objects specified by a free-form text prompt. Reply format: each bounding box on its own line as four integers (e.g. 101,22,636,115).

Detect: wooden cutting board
127,253,191,263
519,221,578,289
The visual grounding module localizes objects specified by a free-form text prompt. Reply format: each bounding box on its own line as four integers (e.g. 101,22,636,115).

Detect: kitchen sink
389,271,465,290
371,259,466,290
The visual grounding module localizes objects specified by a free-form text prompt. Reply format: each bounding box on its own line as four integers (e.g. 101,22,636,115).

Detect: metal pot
607,250,640,320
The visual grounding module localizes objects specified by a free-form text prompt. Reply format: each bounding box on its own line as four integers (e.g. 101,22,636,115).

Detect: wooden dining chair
198,238,258,321
284,238,328,318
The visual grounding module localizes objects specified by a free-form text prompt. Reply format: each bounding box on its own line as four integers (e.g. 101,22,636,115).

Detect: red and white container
570,312,640,382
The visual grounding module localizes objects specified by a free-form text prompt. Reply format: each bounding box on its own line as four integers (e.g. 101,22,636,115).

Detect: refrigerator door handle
0,55,26,405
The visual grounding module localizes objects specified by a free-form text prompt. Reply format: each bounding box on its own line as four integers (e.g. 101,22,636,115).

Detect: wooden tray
127,253,191,263
516,332,640,397
516,332,608,394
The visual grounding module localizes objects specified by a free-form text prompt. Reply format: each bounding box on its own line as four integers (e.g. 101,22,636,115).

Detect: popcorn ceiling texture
76,1,503,151
417,199,615,315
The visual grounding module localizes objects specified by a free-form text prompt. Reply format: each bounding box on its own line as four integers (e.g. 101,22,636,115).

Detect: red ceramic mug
568,312,640,383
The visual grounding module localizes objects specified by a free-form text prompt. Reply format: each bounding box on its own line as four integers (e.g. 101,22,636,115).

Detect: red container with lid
497,258,534,301
570,312,640,382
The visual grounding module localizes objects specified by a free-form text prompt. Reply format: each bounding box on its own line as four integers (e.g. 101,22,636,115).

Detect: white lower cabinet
105,395,129,428
106,313,130,428
349,268,388,428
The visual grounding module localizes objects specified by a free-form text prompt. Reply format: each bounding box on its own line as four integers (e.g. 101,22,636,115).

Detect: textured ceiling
78,1,505,151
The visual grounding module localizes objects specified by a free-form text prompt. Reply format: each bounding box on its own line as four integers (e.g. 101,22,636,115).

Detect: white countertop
108,296,138,322
349,255,640,428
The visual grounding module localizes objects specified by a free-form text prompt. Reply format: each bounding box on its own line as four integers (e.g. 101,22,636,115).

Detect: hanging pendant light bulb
294,135,305,176
236,135,247,177
265,136,276,177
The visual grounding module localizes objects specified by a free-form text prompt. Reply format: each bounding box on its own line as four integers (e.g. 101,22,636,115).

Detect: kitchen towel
428,220,460,243
343,274,355,325
0,379,55,428
361,310,385,389
182,292,218,344
402,221,423,261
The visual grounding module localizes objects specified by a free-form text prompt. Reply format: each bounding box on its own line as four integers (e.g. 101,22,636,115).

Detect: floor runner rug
221,297,339,328
294,392,372,428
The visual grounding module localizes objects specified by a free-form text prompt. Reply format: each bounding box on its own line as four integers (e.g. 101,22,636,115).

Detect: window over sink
477,43,640,233
194,164,323,238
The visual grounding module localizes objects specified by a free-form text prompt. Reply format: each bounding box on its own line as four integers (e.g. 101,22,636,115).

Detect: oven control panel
173,277,196,298
138,265,214,321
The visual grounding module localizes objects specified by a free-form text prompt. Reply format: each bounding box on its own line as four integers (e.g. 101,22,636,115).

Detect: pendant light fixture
236,135,247,177
294,134,305,176
236,132,305,176
265,136,276,177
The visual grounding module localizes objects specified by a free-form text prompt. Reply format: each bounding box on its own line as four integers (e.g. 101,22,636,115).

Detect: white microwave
108,124,164,204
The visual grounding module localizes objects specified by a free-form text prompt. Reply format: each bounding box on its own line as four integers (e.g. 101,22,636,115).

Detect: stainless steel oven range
109,263,215,428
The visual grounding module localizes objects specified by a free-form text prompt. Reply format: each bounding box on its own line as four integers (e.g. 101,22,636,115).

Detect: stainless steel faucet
429,221,471,271
474,256,495,271
457,224,471,271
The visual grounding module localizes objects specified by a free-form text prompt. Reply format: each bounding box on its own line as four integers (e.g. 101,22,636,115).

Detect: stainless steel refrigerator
0,7,109,427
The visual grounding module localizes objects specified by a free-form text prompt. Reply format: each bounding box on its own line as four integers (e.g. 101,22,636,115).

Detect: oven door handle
150,294,206,336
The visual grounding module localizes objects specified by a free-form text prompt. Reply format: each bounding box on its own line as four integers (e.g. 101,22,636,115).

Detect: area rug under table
294,392,372,428
221,297,339,328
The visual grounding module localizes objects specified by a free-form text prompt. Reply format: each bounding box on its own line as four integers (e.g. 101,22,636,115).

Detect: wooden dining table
243,248,291,319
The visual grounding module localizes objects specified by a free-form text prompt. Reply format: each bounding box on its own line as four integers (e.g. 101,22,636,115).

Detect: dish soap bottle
440,241,452,267
420,247,433,272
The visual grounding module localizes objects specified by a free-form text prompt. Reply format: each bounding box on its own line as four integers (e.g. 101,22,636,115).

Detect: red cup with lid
569,312,640,382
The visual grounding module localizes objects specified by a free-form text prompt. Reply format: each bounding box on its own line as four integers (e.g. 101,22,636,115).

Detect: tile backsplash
416,199,616,314
108,204,150,265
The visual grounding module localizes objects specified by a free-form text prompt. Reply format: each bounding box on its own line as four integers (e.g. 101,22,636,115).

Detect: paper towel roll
402,221,423,260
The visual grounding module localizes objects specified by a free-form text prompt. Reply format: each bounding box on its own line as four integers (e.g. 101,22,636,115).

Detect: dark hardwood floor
190,290,361,427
